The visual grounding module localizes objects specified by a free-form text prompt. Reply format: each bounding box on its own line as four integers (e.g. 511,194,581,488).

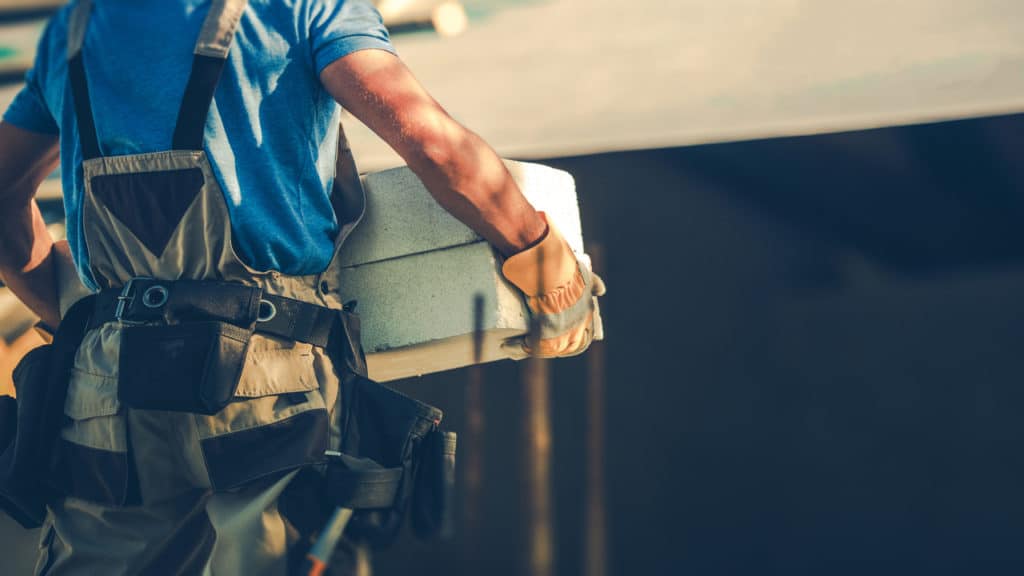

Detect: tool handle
304,507,354,576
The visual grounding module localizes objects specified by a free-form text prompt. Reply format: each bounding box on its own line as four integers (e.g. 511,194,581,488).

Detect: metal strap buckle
115,277,160,324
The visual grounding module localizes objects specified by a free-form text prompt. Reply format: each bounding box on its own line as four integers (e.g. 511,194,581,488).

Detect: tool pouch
330,372,447,546
278,309,457,551
312,308,455,545
0,296,96,529
118,321,254,414
116,280,260,415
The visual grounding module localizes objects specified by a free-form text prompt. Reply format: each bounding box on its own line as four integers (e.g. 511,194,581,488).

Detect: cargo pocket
412,429,458,540
58,369,131,506
194,334,329,490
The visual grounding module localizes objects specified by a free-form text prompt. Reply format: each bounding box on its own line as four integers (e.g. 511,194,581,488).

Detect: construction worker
0,0,601,574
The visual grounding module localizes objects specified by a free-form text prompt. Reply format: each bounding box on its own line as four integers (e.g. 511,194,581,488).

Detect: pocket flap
233,334,319,398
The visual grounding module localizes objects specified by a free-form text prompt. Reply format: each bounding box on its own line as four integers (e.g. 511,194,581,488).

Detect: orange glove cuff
501,213,586,315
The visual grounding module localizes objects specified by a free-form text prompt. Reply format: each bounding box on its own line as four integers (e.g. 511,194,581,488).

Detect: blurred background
3,0,1024,574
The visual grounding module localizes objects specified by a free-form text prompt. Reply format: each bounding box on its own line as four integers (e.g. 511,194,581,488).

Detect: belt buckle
115,276,152,324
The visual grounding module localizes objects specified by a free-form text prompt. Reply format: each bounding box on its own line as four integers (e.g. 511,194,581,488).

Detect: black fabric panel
90,168,204,257
68,53,102,160
57,439,131,506
172,55,227,151
201,408,328,490
0,396,15,455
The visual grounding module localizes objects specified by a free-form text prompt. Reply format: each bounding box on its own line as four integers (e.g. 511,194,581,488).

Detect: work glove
501,213,606,359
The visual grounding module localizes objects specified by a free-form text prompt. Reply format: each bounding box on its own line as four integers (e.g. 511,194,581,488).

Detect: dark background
379,111,1024,576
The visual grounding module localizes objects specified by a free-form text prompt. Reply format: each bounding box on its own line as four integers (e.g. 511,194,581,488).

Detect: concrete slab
343,159,583,266
340,241,526,381
338,160,595,381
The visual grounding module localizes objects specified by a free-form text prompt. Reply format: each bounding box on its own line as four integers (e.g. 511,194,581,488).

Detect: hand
500,214,607,359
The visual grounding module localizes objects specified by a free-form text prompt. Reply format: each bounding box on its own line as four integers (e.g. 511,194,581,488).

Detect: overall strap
172,0,249,150
315,120,368,297
64,0,249,159
66,0,100,160
330,122,367,245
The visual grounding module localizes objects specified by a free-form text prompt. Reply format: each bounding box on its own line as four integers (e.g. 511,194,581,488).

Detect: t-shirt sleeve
3,51,59,135
308,0,396,75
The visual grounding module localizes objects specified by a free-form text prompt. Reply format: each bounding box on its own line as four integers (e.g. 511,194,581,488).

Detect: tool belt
0,279,456,544
90,278,337,414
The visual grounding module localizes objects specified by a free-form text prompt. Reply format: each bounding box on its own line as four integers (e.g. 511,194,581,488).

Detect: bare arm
0,121,64,328
320,49,546,256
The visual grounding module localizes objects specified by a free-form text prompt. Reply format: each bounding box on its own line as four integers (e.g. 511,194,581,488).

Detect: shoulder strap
171,0,249,150
66,0,92,58
66,0,101,160
66,0,249,157
330,121,367,245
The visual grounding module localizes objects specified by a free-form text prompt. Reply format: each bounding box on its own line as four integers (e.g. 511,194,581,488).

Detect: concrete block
341,160,584,266
337,160,596,382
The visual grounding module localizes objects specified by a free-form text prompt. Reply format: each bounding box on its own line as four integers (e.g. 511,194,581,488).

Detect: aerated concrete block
338,160,595,382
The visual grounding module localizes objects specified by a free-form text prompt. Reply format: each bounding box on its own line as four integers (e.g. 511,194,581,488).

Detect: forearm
0,197,61,327
0,122,62,326
405,126,546,256
320,52,544,255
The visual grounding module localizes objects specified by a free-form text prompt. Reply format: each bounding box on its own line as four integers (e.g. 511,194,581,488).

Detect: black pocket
331,375,443,545
118,321,252,414
412,429,457,540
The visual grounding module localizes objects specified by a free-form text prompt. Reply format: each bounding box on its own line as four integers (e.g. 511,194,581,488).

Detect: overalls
36,0,372,573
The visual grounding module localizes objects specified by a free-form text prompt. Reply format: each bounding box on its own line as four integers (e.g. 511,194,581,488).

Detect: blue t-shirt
2,0,394,290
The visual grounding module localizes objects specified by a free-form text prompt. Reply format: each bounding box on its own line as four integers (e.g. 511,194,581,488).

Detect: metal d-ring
257,299,277,322
141,285,169,309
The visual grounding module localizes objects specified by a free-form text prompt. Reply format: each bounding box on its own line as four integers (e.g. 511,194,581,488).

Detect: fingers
590,296,604,342
591,271,607,296
500,337,531,360
506,314,596,359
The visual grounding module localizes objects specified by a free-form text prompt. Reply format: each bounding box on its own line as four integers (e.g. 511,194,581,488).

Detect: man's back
6,0,395,288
